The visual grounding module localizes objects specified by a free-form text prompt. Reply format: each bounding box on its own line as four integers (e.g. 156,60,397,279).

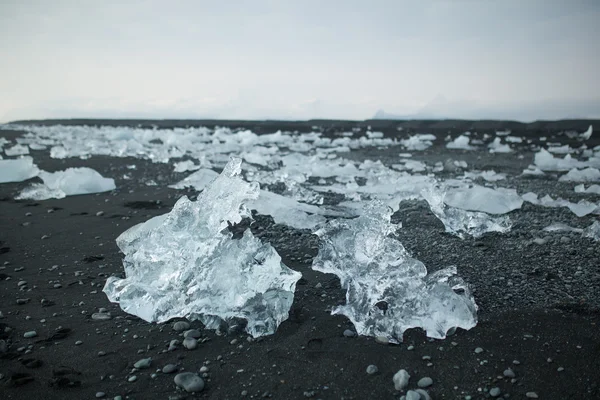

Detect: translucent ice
103,158,302,337
488,138,512,153
574,184,600,194
583,221,600,241
446,135,475,150
443,185,523,215
422,186,512,238
17,167,115,200
543,223,583,233
4,144,29,156
311,202,477,343
169,169,219,190
400,134,436,151
581,125,593,140
463,170,506,182
173,160,202,173
522,192,600,217
0,157,39,183
559,168,600,182
534,149,588,171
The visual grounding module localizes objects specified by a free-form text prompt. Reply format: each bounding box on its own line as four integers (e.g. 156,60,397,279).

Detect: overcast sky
1,0,599,122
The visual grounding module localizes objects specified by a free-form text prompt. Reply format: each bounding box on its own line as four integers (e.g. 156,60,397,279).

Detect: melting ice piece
522,192,600,217
543,223,583,233
534,149,588,171
4,144,29,156
574,184,600,194
443,185,523,215
583,221,600,241
581,125,593,140
173,160,201,173
463,170,506,182
559,168,600,182
17,167,115,200
250,190,329,230
312,201,478,342
446,135,475,150
103,158,302,337
488,138,512,153
169,168,219,190
399,134,436,151
422,186,512,238
0,157,39,183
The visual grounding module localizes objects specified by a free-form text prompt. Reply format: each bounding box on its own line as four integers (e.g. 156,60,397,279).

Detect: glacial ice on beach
559,168,600,182
103,158,302,337
0,157,39,183
574,184,600,194
534,149,589,171
443,185,523,215
4,144,29,156
446,135,475,150
399,134,436,151
583,221,600,241
312,201,478,342
522,192,600,217
422,186,512,238
488,138,512,153
17,167,116,200
169,168,219,190
581,125,593,140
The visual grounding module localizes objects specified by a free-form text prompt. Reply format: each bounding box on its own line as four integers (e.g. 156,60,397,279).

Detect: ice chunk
169,169,219,190
311,201,477,343
173,160,201,173
488,138,512,153
446,135,475,150
581,125,593,140
463,170,506,182
559,168,600,182
547,145,572,154
522,165,545,176
522,192,599,217
443,185,523,215
4,144,29,156
543,223,583,233
103,158,302,337
583,221,600,241
392,160,427,173
574,184,600,194
0,157,40,183
534,149,587,171
505,136,523,143
422,186,512,238
399,134,436,151
17,167,116,200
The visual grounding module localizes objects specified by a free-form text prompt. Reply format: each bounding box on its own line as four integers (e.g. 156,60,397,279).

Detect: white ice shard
463,170,506,182
543,223,583,233
250,190,329,230
400,134,436,151
169,168,219,190
0,157,39,183
422,186,512,238
547,145,572,154
311,201,478,343
443,185,523,215
559,168,600,182
4,144,29,156
581,125,593,140
534,149,588,171
522,192,599,217
522,165,545,176
488,138,512,153
17,167,116,200
173,160,201,173
446,135,475,150
583,221,600,241
574,184,600,194
103,158,302,337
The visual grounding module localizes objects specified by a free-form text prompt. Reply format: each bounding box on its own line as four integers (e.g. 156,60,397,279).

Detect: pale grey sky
1,0,599,122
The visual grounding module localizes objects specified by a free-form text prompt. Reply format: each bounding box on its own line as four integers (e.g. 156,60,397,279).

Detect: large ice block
0,157,39,183
312,201,477,343
103,158,302,337
17,167,115,200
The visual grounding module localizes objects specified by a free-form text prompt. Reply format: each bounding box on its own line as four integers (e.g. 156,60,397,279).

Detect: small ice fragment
583,221,600,241
173,160,201,173
400,134,436,151
17,168,115,200
250,190,328,230
0,157,39,183
311,201,477,343
574,184,600,194
505,136,523,143
103,157,302,338
422,186,512,239
169,169,219,191
446,135,475,150
547,145,572,154
522,165,545,176
581,125,593,140
559,168,600,182
463,170,506,182
534,149,587,171
4,144,29,156
443,185,523,215
496,130,511,136
488,138,512,153
543,223,583,233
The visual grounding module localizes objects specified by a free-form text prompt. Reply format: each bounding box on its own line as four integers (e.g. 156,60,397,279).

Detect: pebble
173,321,190,332
489,387,501,397
474,347,484,354
503,368,516,378
417,377,433,388
199,366,209,373
96,392,105,398
525,392,539,398
163,364,178,374
96,211,105,216
23,331,37,338
406,390,420,400
134,358,152,369
366,365,378,375
75,340,83,345
415,389,431,400
98,351,106,357
375,336,389,345
174,372,205,393
183,337,198,350
128,376,137,382
393,369,410,391
114,397,123,400
343,329,356,338
92,312,112,321
533,238,547,245
557,367,564,372
183,329,201,339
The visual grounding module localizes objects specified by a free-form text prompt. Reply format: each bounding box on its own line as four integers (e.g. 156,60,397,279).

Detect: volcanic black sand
1,119,599,400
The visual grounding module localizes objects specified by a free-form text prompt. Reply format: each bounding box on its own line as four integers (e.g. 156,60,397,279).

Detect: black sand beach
1,120,599,400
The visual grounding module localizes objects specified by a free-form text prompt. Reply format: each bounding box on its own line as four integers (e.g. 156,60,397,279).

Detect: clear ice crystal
103,157,302,337
312,202,477,343
16,167,115,200
422,186,512,238
0,157,39,183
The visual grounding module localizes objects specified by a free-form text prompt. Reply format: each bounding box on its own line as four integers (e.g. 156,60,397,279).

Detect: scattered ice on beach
574,184,600,194
443,185,523,215
399,134,436,151
103,158,302,337
311,201,478,343
547,145,572,155
0,157,40,183
4,144,29,156
17,167,116,200
534,149,588,171
174,160,202,173
583,221,600,241
522,192,599,217
446,135,475,150
522,165,545,176
488,138,512,153
559,168,600,182
543,223,583,233
463,170,506,182
581,125,593,140
169,169,219,191
422,186,512,238
505,136,523,143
